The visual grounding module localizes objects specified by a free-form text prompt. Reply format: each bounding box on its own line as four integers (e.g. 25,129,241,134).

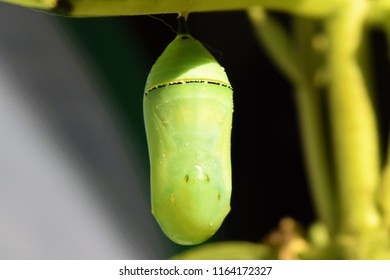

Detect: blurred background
1,1,387,259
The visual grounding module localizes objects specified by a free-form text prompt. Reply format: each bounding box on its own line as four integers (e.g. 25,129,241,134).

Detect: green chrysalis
143,18,233,245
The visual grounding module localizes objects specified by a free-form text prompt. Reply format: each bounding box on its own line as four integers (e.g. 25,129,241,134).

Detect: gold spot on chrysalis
218,191,221,201
170,193,176,204
184,175,189,183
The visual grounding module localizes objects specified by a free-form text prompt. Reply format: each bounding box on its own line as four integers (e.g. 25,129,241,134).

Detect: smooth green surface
144,35,233,245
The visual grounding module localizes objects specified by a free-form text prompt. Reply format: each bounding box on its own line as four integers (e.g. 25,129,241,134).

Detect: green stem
1,0,340,17
325,0,381,235
1,0,56,9
292,17,337,235
247,8,303,83
248,9,336,233
366,0,390,26
294,84,336,233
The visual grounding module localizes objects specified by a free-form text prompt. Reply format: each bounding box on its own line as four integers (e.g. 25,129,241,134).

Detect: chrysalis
143,17,233,245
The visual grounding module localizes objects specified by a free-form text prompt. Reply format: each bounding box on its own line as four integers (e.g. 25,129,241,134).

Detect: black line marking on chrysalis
145,79,233,96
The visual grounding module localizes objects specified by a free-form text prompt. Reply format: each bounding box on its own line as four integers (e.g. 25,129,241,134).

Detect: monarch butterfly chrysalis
143,17,233,245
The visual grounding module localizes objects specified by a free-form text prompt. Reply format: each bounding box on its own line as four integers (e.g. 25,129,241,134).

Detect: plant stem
366,0,390,26
293,84,337,233
247,8,303,83
2,0,340,17
292,17,338,235
248,9,336,233
1,0,56,9
325,0,381,236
